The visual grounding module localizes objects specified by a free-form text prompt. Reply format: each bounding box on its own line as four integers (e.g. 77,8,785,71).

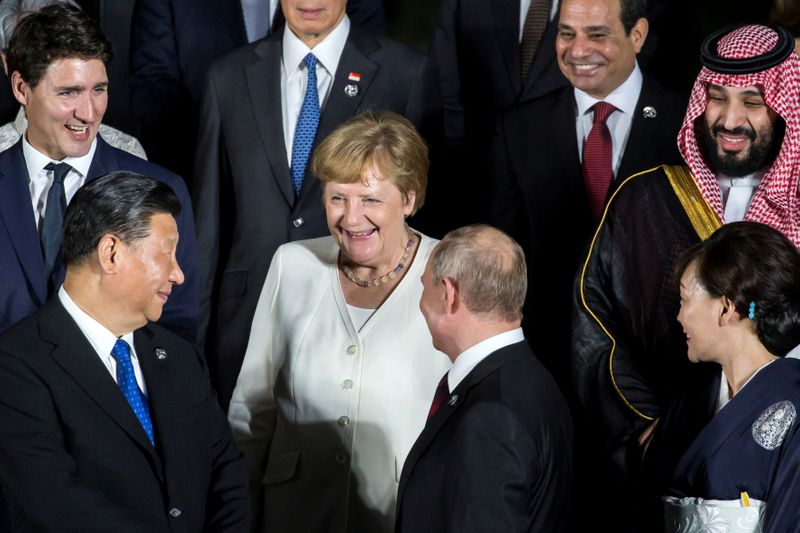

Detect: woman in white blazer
228,111,451,533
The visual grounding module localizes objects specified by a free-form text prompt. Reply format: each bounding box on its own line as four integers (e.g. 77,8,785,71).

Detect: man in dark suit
130,0,386,180
0,172,250,531
489,0,687,387
194,0,437,407
397,224,572,533
0,4,198,342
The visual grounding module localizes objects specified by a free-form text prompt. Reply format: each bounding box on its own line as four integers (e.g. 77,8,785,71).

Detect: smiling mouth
344,228,376,239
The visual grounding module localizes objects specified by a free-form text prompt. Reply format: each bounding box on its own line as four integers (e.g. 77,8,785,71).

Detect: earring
748,301,757,320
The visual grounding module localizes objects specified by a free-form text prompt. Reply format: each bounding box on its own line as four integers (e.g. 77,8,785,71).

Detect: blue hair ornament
748,301,757,320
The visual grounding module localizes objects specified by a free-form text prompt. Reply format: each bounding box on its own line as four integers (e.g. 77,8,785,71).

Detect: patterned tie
582,102,617,219
291,53,320,196
427,373,450,419
111,339,155,445
41,162,71,287
520,0,552,80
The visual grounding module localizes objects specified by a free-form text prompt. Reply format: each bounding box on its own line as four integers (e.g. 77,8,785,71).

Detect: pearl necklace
340,235,417,288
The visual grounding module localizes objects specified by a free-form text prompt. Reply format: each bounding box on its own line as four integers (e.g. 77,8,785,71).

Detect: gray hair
429,224,527,322
0,0,79,51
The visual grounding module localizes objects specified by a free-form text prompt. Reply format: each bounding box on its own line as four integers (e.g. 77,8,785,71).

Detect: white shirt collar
717,171,764,188
22,132,97,182
574,62,643,118
282,15,350,79
448,328,525,392
58,286,136,362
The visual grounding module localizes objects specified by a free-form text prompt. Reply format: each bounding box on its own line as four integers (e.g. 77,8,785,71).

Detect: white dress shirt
281,15,350,164
447,328,525,392
717,172,762,222
574,63,643,178
23,134,96,231
58,286,148,394
518,0,560,41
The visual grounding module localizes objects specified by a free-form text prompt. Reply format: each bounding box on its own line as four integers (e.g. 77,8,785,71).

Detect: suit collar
617,74,669,181
493,0,523,97
86,135,119,182
0,139,46,303
397,341,531,507
39,299,164,480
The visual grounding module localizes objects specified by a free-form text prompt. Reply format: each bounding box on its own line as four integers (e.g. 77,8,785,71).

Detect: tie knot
44,162,73,184
111,339,132,362
592,102,617,124
303,53,318,70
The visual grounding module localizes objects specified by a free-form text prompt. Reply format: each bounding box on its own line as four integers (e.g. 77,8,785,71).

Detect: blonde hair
311,110,428,214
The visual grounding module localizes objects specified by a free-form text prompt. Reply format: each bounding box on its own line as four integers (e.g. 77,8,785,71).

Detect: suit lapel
617,77,661,182
86,135,117,181
41,300,163,479
0,140,46,304
493,0,522,98
247,35,295,207
549,89,583,192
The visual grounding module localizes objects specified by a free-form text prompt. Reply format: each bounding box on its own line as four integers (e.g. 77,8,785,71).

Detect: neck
448,319,521,363
719,336,777,397
343,228,414,282
63,270,137,337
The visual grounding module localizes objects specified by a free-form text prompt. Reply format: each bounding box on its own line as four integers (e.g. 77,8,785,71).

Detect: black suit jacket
193,24,437,408
488,75,687,387
0,298,249,532
396,340,573,533
0,135,199,343
130,0,386,179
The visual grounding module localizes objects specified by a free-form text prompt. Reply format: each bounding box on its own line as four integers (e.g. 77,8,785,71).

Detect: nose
719,100,747,131
568,34,593,59
73,93,97,123
170,257,185,286
344,200,363,225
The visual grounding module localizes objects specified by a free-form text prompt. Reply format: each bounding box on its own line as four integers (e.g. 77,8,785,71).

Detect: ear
441,276,459,315
403,190,417,217
718,296,742,327
96,234,123,274
10,71,29,107
629,17,649,54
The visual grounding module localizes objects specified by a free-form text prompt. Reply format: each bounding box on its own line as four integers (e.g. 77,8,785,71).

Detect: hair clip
748,301,757,320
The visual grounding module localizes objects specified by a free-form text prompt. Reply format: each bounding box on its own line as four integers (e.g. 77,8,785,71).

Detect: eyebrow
708,84,764,98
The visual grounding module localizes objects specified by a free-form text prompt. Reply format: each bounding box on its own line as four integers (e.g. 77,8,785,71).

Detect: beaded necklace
340,234,417,288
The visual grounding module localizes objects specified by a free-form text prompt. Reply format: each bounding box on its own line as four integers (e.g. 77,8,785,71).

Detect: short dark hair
62,171,181,266
619,0,647,34
6,3,111,87
675,221,800,357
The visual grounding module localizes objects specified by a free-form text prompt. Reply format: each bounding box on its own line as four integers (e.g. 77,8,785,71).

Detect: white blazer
229,233,451,533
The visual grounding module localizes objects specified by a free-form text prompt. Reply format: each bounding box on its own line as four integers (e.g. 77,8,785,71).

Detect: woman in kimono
643,221,800,533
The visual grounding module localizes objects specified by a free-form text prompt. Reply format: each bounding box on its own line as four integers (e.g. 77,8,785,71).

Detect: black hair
675,221,800,356
619,0,647,34
61,171,181,266
6,4,111,87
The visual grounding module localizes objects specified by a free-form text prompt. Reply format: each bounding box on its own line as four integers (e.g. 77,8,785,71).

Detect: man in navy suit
397,225,573,533
0,172,249,531
0,4,198,342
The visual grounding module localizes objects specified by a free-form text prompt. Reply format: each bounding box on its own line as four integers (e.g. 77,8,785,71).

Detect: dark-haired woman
643,221,800,533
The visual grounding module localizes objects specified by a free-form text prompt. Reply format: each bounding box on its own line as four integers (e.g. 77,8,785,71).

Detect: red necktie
427,373,449,419
582,102,617,219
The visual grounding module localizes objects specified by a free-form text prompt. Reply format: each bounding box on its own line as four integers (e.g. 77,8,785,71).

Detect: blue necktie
291,53,320,195
41,162,71,289
111,339,154,445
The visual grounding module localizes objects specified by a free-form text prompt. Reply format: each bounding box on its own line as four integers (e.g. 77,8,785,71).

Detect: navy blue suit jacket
0,135,198,341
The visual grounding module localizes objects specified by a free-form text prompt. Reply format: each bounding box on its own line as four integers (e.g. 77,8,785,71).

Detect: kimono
644,358,800,532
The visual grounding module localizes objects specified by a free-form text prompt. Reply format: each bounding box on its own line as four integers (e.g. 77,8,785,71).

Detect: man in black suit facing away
396,225,572,533
0,172,250,532
489,0,687,387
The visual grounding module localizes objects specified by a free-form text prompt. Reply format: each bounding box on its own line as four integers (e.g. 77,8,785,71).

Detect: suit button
342,379,353,390
338,416,350,427
335,452,348,464
292,217,304,228
169,508,182,518
346,345,357,355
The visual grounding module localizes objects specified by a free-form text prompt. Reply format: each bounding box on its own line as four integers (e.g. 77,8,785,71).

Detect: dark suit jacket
0,298,249,532
193,24,436,408
0,135,198,342
488,75,687,388
396,340,573,533
130,0,386,179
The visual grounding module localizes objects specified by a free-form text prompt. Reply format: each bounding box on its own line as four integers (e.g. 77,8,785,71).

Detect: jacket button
169,508,182,518
338,416,350,427
346,345,357,355
342,379,353,390
335,453,348,464
292,217,304,228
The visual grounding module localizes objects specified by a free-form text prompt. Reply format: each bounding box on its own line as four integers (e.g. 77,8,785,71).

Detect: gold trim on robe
663,165,722,240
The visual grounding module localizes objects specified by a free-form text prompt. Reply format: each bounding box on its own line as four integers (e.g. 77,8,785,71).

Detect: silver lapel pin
344,83,359,97
155,347,168,360
448,395,459,407
642,106,657,119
